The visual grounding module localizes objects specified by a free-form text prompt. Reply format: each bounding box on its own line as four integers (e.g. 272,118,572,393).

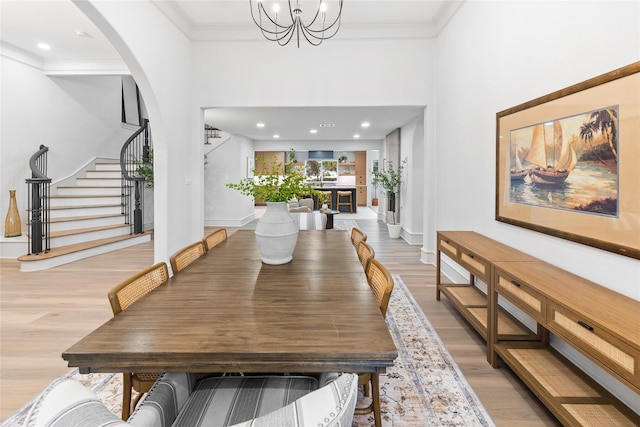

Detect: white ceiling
1,0,457,142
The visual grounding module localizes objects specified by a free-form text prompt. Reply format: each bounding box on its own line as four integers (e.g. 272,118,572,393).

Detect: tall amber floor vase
4,190,22,237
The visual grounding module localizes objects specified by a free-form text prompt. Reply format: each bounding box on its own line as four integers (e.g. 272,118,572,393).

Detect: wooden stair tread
48,214,124,223
50,194,121,198
49,204,121,211
57,185,122,189
18,231,153,261
47,224,129,238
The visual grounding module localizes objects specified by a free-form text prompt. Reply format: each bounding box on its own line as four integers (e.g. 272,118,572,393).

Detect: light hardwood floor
0,219,559,426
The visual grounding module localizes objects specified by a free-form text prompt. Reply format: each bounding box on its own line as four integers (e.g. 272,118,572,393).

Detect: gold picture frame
496,62,640,260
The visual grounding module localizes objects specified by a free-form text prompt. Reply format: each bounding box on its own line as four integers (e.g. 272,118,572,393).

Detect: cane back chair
107,262,169,420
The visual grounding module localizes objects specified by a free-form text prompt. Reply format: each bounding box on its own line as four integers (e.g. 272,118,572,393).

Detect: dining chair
351,227,367,250
107,262,169,420
202,228,227,252
169,241,205,274
25,373,359,427
357,240,375,272
358,258,395,427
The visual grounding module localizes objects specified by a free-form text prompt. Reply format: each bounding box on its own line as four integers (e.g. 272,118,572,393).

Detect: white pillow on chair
298,198,314,210
24,378,128,427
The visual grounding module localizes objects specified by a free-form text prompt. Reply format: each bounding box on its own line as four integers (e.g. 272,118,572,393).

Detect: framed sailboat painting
495,61,640,260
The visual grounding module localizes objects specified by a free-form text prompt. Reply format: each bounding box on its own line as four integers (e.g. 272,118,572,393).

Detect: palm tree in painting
579,108,618,164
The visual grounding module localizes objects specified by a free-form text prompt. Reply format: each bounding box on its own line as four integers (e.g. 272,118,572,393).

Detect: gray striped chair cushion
229,373,358,427
173,376,318,427
131,374,319,427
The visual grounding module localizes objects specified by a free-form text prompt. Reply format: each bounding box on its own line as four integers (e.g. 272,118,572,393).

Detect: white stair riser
50,196,121,207
86,171,121,179
95,163,121,171
75,178,122,187
49,206,122,218
49,216,125,232
50,226,130,247
19,234,151,272
56,187,122,196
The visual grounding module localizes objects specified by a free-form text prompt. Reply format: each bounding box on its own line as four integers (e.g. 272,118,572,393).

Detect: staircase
18,161,152,272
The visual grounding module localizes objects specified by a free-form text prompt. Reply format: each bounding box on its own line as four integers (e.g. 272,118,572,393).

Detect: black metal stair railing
26,145,52,255
120,119,150,234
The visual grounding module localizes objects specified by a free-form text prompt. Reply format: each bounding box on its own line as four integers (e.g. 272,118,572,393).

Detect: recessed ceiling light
310,129,318,134
257,122,265,128
273,134,280,138
319,123,335,127
353,134,360,139
37,43,51,50
361,122,370,128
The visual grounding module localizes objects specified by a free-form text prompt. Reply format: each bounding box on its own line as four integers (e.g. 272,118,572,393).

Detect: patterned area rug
2,275,493,427
333,218,359,231
356,276,494,426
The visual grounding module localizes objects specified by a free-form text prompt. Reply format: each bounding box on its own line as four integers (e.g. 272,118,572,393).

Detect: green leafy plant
371,159,407,224
226,152,316,202
132,149,154,189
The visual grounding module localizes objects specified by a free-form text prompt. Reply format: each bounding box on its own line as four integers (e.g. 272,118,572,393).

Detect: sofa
287,198,315,212
24,372,358,427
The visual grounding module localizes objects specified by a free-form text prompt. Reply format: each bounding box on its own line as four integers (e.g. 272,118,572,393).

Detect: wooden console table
436,230,640,426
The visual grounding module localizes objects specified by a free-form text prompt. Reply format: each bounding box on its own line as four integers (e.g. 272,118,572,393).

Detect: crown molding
1,42,129,75
157,0,465,43
43,58,130,76
1,42,45,70
433,1,465,36
190,22,438,42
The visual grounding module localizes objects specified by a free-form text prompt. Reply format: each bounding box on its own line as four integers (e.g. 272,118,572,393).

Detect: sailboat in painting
510,152,528,181
526,121,577,186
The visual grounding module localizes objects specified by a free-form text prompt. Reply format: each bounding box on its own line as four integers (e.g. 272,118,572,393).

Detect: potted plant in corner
372,159,406,238
370,164,380,207
226,153,315,264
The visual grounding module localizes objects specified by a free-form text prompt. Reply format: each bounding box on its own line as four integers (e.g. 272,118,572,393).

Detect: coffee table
319,209,340,229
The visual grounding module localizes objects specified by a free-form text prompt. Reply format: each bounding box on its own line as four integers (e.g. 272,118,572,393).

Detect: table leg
326,213,334,229
372,372,381,427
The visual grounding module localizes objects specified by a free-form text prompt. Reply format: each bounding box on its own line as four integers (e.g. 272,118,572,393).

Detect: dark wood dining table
62,229,398,376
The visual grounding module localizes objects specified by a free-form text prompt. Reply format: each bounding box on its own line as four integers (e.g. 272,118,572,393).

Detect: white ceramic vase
387,223,401,239
255,201,299,264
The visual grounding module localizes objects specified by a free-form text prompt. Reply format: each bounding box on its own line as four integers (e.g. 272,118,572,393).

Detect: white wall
192,39,434,109
205,134,255,226
435,0,640,299
0,53,133,237
253,140,382,152
399,115,425,244
434,0,640,410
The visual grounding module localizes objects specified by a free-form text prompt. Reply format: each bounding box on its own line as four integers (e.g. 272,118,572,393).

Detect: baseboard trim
205,212,255,228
